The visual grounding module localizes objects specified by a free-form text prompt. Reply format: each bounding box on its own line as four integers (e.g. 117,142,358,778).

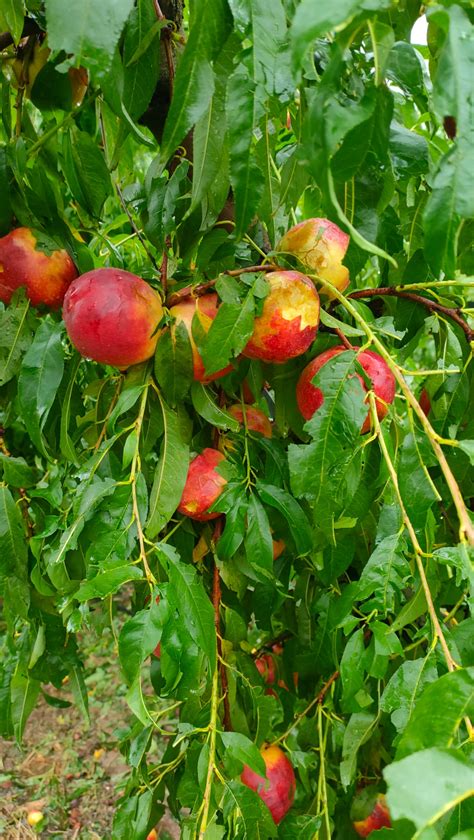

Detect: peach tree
0,1,473,837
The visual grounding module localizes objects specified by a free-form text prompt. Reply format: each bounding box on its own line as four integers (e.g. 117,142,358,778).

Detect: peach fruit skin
228,405,272,438
169,293,233,382
63,267,163,368
296,345,396,434
353,795,391,836
243,270,320,363
0,227,77,308
178,448,227,521
278,218,350,296
241,745,296,824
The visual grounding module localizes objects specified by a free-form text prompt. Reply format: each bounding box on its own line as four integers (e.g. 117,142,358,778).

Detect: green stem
199,664,219,838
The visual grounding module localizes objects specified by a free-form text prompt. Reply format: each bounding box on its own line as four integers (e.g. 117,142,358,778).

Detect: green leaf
0,0,25,45
61,127,112,218
380,657,438,733
119,602,164,684
0,486,29,621
0,455,37,488
122,0,161,120
222,780,277,837
257,483,312,556
10,670,41,743
244,493,274,579
75,565,144,602
0,294,36,387
288,351,367,536
146,397,190,539
226,68,265,237
357,533,410,614
189,34,238,217
291,0,392,73
191,383,240,431
219,731,266,776
18,318,64,457
396,668,474,758
45,0,135,80
69,664,90,724
59,353,81,464
160,0,233,165
384,748,474,830
200,291,255,376
154,321,194,408
157,543,216,673
340,711,377,789
319,309,365,338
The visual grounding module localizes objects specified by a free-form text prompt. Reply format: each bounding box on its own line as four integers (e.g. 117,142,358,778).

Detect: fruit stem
368,392,457,673
318,277,474,545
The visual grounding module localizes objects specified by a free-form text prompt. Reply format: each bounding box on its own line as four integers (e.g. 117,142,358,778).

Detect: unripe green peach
0,227,77,308
243,270,320,363
63,267,163,368
278,218,350,297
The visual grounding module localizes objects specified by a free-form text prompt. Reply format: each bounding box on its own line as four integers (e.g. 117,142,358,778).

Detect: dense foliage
1,0,473,837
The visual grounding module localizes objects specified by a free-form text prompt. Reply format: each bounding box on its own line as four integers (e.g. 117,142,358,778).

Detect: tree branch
153,1,175,99
347,287,473,343
166,264,279,306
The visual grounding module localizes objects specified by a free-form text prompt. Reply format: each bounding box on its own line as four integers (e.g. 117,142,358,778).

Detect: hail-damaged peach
0,227,77,308
178,449,227,521
63,267,163,368
168,293,232,382
278,218,350,297
296,345,396,434
243,270,320,363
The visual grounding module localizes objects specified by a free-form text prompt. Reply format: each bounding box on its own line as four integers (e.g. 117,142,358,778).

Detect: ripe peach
353,794,391,836
255,653,277,684
278,218,350,297
63,268,163,368
168,293,232,382
296,345,395,434
243,271,320,363
228,405,272,438
419,388,431,416
0,227,77,307
272,539,285,560
241,744,296,824
178,449,227,521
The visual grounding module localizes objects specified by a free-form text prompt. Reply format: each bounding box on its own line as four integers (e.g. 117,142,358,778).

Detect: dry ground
0,621,179,839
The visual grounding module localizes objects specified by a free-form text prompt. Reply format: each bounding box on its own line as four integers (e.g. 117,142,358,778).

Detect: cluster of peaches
0,222,393,832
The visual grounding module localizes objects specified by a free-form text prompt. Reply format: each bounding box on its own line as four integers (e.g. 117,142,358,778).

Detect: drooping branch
347,287,473,343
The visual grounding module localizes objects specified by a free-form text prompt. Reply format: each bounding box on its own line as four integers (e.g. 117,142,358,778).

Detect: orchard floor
0,613,179,840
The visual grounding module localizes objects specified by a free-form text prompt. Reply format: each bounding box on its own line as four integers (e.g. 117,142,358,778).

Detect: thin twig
334,327,354,350
153,1,175,98
166,264,279,306
348,287,473,344
272,671,340,746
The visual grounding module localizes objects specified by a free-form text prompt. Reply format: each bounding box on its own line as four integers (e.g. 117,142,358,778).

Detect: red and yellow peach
241,745,296,824
278,218,350,297
243,270,320,363
177,449,227,521
227,405,272,438
353,794,391,836
296,345,396,434
63,267,163,368
168,293,232,382
0,227,77,308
